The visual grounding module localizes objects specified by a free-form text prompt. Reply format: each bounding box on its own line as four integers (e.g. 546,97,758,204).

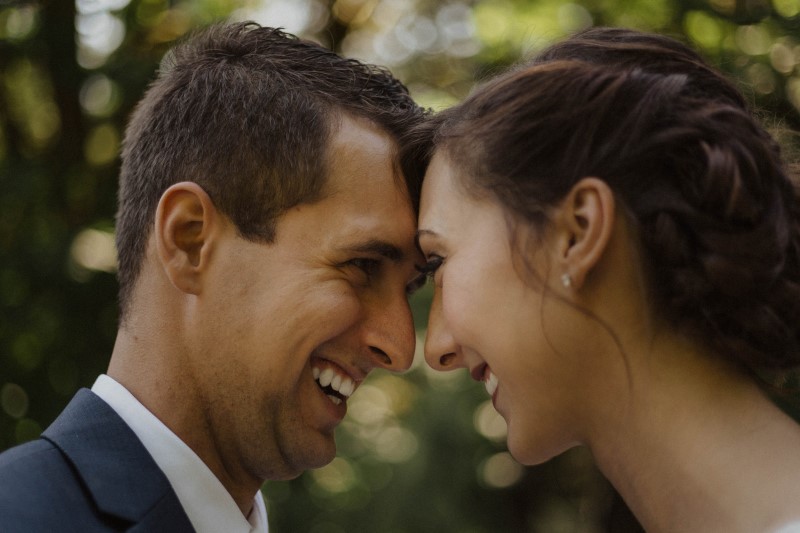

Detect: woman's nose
423,288,462,371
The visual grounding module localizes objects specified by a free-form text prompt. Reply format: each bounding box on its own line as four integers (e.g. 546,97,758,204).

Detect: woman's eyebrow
415,228,438,249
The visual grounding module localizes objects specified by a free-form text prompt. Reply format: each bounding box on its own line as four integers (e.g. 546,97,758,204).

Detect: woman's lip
484,370,499,398
470,363,498,399
470,363,488,382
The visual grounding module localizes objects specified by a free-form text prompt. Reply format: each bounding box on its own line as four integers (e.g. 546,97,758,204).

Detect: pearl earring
561,273,572,288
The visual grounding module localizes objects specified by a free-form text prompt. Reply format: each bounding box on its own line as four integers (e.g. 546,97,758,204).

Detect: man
0,22,426,532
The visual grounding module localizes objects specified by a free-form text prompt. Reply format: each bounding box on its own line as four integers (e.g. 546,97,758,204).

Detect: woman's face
418,152,589,464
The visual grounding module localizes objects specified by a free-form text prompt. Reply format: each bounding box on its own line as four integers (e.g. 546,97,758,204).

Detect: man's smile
311,358,361,406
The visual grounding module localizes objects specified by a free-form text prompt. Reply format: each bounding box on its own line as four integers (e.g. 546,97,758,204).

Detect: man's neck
108,329,261,518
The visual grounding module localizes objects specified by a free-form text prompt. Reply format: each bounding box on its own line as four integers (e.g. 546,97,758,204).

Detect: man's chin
273,435,337,480
307,438,337,470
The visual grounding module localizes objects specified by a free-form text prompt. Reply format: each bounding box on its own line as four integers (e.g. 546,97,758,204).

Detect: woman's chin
506,428,580,466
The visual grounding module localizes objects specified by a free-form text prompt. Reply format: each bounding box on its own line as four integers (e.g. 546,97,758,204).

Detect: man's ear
555,177,615,290
154,182,219,295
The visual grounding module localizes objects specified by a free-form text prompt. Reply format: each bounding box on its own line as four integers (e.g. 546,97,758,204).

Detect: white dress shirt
92,375,268,533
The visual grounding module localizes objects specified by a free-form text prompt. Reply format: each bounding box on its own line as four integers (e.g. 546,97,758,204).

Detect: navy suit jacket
0,389,194,532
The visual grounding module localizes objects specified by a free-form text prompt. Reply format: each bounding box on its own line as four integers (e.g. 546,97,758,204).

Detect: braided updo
427,28,800,377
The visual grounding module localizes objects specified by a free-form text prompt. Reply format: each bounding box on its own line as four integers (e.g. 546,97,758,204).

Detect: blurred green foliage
1,1,799,531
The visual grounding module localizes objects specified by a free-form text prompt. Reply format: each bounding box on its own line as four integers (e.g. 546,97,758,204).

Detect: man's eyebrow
348,240,405,262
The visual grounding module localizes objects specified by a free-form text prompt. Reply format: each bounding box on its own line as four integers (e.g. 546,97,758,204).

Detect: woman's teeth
313,366,355,405
485,371,498,397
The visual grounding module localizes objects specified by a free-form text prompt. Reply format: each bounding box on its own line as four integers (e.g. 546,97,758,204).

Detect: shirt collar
91,374,268,533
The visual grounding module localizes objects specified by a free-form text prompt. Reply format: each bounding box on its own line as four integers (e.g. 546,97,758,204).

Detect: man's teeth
485,371,498,397
312,366,355,404
318,368,334,387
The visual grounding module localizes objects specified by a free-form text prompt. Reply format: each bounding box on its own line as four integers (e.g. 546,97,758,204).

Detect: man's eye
348,258,381,279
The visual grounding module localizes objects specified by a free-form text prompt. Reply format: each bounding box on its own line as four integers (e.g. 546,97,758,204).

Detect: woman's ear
154,182,219,295
555,177,615,290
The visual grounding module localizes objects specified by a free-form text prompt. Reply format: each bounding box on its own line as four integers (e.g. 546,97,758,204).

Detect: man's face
189,115,420,484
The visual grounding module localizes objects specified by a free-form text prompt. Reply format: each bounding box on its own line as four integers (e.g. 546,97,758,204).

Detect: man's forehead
322,115,404,187
302,114,419,255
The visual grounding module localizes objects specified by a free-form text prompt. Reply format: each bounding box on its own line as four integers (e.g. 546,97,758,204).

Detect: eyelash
406,256,443,295
416,256,443,280
406,275,425,295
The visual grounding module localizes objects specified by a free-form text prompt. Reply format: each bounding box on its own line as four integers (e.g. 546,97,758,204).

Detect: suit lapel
42,389,194,531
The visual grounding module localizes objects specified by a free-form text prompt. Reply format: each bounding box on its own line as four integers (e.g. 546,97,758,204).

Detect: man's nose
362,287,416,372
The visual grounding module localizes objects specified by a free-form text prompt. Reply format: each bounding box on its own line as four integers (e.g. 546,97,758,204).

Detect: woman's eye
406,256,443,295
416,256,443,280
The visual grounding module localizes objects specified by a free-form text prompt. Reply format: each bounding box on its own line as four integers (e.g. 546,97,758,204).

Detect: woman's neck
587,334,800,533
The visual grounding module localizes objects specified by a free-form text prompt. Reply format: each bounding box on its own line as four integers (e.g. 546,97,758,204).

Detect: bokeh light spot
83,123,120,166
311,457,357,494
479,452,523,489
347,383,392,426
773,0,800,18
684,11,724,51
4,58,61,151
11,333,44,372
231,0,329,36
1,383,29,419
473,1,513,48
747,62,776,94
736,24,772,55
1,5,39,41
710,0,736,15
76,0,133,15
436,2,478,57
76,11,126,69
80,75,122,118
557,3,593,33
372,424,418,463
14,418,41,444
786,77,800,111
770,40,797,73
332,0,378,26
69,227,118,280
473,399,507,442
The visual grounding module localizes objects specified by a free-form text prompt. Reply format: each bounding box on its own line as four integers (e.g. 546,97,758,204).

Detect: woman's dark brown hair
423,28,800,378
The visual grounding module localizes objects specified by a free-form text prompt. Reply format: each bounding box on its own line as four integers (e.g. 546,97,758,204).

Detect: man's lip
315,381,347,425
310,355,365,383
310,359,350,424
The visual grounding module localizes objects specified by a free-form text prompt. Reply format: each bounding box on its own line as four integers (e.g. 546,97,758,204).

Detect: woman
415,28,800,532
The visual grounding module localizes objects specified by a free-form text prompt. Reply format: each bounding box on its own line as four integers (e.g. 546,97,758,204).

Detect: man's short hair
116,22,426,320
